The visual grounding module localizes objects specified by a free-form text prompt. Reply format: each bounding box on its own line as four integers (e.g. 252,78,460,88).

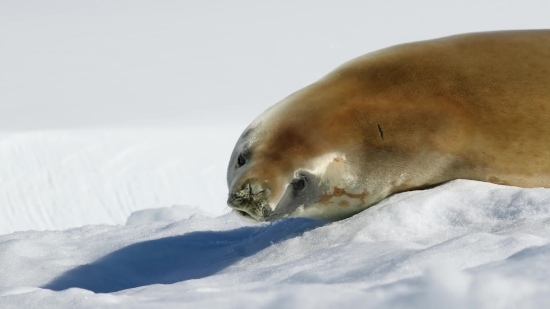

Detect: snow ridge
1,180,550,308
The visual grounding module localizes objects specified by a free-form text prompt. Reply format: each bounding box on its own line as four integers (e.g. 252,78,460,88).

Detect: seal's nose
227,178,272,221
247,179,266,197
244,179,268,198
227,178,271,211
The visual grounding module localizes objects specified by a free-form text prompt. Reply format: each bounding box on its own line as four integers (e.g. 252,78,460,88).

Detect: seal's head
226,80,379,222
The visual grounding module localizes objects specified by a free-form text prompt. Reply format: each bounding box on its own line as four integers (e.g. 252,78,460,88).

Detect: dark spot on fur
377,124,384,140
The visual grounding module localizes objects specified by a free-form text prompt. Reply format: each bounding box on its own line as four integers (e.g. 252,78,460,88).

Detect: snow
0,128,237,234
2,0,550,308
2,181,550,308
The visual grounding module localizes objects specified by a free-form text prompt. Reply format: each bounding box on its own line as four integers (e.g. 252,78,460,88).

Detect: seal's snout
227,178,272,221
243,179,270,198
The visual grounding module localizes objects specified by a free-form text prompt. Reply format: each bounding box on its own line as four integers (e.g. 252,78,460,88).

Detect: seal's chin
227,198,269,222
234,209,264,222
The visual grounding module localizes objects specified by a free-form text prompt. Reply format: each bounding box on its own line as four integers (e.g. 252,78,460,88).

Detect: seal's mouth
227,180,274,222
227,195,271,221
227,195,263,221
235,210,252,219
234,209,264,221
229,200,289,222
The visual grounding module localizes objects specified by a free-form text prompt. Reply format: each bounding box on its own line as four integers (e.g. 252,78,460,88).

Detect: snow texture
0,128,238,234
2,181,550,308
2,0,550,308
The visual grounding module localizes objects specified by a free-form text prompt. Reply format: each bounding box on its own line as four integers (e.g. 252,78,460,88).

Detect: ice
1,181,550,308
0,128,239,234
2,0,550,307
125,205,215,226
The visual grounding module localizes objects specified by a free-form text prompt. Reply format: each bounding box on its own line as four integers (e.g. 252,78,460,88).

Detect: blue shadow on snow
42,218,325,293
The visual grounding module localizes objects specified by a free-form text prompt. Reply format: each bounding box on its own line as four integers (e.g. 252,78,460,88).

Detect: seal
227,30,550,222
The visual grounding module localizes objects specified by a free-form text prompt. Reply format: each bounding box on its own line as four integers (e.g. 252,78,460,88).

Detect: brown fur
262,30,550,187
229,30,550,221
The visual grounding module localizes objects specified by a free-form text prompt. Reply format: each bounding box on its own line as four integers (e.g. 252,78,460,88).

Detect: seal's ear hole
291,177,306,191
237,153,246,167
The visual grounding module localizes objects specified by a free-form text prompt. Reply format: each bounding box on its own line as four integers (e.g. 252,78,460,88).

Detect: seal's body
227,30,550,222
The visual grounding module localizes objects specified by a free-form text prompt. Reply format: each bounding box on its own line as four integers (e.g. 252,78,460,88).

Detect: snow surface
0,128,238,234
2,181,550,308
2,0,550,308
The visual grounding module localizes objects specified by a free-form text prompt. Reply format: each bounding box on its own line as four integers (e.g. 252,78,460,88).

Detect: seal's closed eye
237,153,246,167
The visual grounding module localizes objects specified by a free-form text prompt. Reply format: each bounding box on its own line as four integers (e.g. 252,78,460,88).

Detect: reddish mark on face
338,200,350,207
319,186,369,207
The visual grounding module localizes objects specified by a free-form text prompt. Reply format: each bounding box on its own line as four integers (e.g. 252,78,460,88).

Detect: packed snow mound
125,205,215,226
0,128,239,234
1,180,550,308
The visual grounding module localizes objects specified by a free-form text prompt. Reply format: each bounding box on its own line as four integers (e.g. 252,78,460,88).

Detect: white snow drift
0,128,238,234
1,181,550,308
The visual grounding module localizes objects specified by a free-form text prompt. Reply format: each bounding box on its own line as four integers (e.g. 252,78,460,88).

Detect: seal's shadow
42,218,325,293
